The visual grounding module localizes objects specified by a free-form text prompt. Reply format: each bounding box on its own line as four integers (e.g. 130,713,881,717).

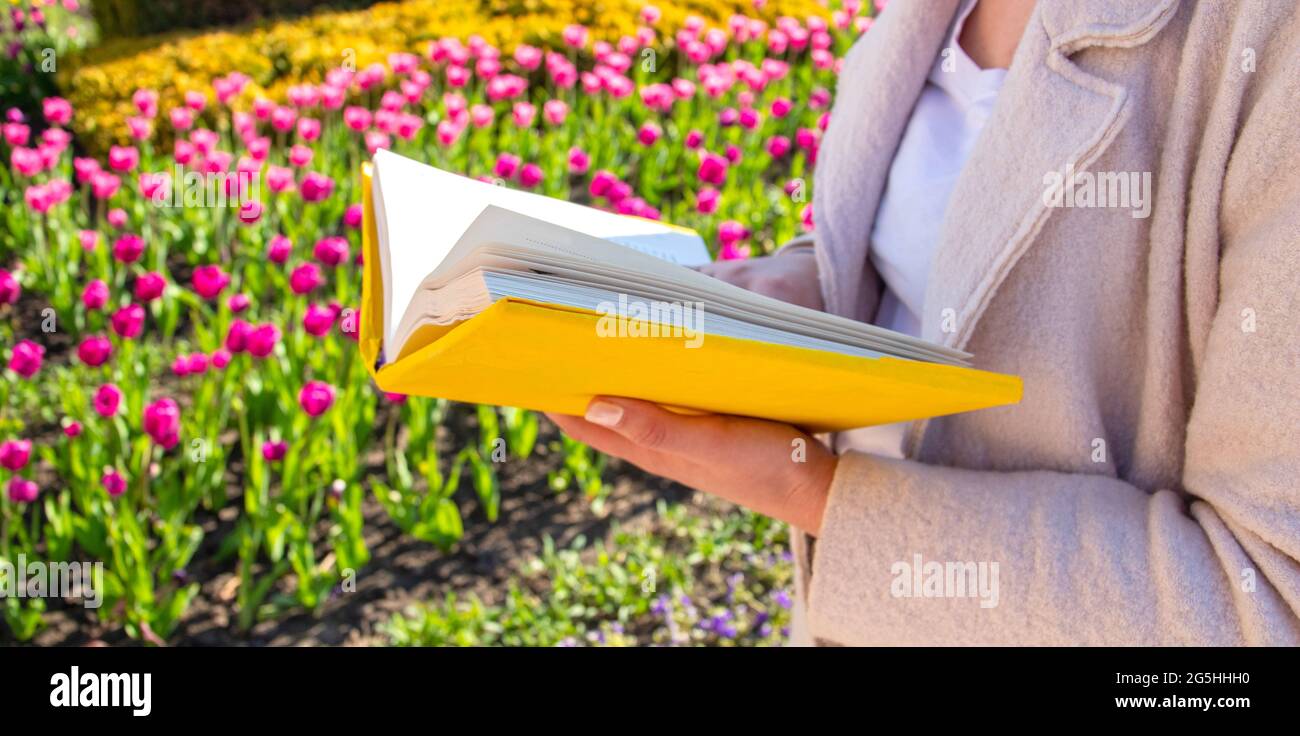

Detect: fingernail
585,400,623,427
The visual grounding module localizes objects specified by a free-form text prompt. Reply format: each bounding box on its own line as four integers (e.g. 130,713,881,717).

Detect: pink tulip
298,380,336,417
64,422,82,439
512,102,536,128
225,319,252,353
637,122,662,146
469,104,494,128
126,116,153,141
191,265,230,300
82,279,108,310
287,144,313,168
94,384,123,418
8,339,43,378
289,263,323,294
12,147,43,176
0,268,19,305
246,135,270,160
719,220,751,246
395,114,423,140
101,470,127,497
364,130,391,154
589,170,619,198
514,44,543,70
24,183,55,213
697,152,728,186
343,106,372,132
183,90,207,111
299,172,334,202
719,241,750,260
0,439,32,470
133,88,158,118
562,24,589,49
518,163,543,189
271,106,296,133
6,477,38,504
77,335,112,367
42,97,72,125
246,324,281,358
493,153,520,180
3,123,30,146
303,304,336,337
766,135,792,158
134,271,166,302
435,119,463,147
696,187,720,214
266,165,295,193
262,440,288,462
227,293,250,313
77,230,98,252
446,64,470,88
290,115,318,141
288,82,321,108
142,398,181,449
343,203,364,229
169,107,195,131
267,235,292,264
567,147,590,175
640,83,674,112
211,349,232,369
313,236,349,267
542,99,568,126
186,353,208,375
108,145,139,172
110,303,145,339
112,234,144,263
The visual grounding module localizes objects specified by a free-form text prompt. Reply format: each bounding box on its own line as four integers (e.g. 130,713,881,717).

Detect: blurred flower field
0,0,874,645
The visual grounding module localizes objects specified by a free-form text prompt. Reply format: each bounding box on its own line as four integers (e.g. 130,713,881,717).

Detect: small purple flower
772,589,792,610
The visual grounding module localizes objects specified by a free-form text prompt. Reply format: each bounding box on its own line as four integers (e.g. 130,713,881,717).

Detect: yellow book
359,151,1021,433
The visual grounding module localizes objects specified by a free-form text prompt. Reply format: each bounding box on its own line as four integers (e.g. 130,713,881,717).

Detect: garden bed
2,0,856,646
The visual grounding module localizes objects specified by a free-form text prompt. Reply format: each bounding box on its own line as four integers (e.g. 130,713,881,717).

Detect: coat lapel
904,0,1182,456
812,0,964,320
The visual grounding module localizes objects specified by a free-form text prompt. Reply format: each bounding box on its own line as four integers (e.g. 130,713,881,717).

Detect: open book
360,150,1021,432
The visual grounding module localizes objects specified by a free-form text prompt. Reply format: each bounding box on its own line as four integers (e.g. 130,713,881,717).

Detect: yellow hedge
60,0,833,154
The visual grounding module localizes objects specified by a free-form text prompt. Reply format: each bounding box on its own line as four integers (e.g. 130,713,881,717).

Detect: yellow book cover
358,155,1022,433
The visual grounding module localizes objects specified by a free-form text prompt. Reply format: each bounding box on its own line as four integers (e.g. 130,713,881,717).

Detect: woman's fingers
581,397,725,457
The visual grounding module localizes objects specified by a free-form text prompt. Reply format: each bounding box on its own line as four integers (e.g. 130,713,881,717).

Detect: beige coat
793,0,1300,645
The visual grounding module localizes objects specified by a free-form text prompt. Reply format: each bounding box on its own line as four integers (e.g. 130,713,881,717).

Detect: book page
372,149,709,352
408,206,970,365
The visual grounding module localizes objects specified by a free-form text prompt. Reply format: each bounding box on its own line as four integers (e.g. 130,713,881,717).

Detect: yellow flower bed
60,0,833,153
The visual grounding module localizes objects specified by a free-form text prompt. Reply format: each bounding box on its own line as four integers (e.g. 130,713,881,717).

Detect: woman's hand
546,397,837,535
695,248,824,311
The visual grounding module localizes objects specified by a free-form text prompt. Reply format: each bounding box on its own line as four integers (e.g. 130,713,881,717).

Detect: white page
372,149,710,354
415,206,970,365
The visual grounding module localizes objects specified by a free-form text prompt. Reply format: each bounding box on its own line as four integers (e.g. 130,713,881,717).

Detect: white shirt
838,2,1006,458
